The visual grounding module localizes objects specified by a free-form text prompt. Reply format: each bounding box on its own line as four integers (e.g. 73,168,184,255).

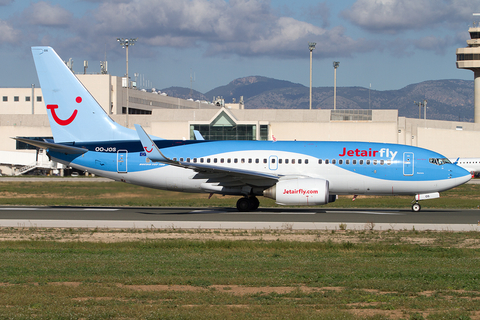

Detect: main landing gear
236,196,260,212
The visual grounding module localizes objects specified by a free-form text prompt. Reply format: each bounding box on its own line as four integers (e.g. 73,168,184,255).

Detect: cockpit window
429,158,451,165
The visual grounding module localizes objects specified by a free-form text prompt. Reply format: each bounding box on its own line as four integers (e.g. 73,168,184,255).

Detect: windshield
429,158,451,165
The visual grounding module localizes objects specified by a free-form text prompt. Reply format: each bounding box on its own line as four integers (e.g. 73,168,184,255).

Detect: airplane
448,157,480,177
16,46,471,213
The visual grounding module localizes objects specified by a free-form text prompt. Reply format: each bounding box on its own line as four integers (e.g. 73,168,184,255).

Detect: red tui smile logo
47,96,81,126
144,146,153,153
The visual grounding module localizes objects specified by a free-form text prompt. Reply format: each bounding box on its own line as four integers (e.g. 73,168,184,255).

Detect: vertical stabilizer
32,46,138,143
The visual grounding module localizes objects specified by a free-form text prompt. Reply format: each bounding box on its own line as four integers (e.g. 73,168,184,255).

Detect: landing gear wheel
249,196,260,211
236,197,251,212
412,203,421,212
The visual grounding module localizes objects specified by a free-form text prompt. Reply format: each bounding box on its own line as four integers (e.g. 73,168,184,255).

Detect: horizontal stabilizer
13,137,88,154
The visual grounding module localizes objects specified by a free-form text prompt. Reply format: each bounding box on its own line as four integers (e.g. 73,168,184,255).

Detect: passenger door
403,152,414,176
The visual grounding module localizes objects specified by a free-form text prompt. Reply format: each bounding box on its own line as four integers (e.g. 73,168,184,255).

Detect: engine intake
263,178,331,206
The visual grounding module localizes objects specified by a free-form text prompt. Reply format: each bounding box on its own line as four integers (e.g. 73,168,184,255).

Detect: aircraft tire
412,203,421,212
237,197,251,212
249,196,260,211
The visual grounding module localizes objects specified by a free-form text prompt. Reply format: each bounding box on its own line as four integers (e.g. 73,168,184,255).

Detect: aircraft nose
455,166,472,184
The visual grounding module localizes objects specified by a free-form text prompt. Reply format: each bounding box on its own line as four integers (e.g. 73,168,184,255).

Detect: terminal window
14,96,19,102
2,96,7,102
36,96,42,102
190,111,261,140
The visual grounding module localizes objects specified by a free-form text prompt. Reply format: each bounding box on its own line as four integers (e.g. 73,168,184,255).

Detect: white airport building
1,72,480,176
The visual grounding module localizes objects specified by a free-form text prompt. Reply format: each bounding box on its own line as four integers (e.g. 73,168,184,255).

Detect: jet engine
263,178,333,206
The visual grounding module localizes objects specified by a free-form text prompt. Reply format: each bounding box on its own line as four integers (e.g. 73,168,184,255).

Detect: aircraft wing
134,124,280,184
13,137,88,154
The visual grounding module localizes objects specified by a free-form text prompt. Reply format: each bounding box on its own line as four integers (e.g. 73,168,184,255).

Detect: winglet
453,157,459,165
134,124,176,163
193,130,205,140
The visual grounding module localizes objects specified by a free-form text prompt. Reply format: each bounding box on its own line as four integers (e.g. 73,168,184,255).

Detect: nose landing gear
411,202,421,212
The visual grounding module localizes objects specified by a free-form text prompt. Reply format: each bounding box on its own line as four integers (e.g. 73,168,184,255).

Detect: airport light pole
333,61,340,110
414,100,428,119
117,37,137,126
309,42,316,110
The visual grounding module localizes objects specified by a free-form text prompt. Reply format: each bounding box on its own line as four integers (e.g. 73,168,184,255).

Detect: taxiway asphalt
0,206,478,231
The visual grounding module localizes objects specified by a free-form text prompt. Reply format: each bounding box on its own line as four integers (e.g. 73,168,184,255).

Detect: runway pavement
1,177,479,231
0,206,479,231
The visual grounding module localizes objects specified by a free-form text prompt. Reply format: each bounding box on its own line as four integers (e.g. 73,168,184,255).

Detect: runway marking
0,208,119,212
221,212,317,215
191,210,317,215
327,210,403,215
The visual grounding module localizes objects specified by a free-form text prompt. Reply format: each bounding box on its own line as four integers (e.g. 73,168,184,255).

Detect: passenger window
214,158,217,163
255,159,259,164
339,159,343,165
346,160,349,165
173,158,177,161
386,160,391,165
200,158,204,163
380,160,384,165
292,159,295,164
263,159,267,164
366,160,371,165
207,158,211,163
241,158,245,163
285,159,289,164
318,159,322,164
271,158,276,163
298,159,302,164
353,160,357,165
279,159,282,164
305,159,308,164
234,159,238,163
332,159,336,164
221,158,224,163
373,160,377,165
325,159,329,164
180,158,184,161
193,158,197,163
248,159,252,164
359,159,364,165
227,158,231,163
187,158,191,162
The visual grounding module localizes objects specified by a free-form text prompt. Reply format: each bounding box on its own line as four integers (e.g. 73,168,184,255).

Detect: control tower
456,14,480,123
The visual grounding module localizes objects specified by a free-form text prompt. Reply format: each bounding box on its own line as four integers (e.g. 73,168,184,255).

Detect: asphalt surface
1,177,479,230
0,206,479,231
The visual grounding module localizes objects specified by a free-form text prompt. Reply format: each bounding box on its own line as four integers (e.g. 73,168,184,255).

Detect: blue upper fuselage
48,139,470,182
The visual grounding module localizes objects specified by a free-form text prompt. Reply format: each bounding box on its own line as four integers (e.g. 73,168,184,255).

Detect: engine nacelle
263,178,330,206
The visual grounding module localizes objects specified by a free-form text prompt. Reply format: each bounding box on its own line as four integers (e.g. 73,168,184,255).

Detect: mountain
204,76,304,101
162,77,474,122
161,86,207,101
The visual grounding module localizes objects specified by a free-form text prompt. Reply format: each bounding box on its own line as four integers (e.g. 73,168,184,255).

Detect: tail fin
32,46,138,143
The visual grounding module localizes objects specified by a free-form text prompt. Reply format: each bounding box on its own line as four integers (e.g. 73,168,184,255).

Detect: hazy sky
0,0,478,94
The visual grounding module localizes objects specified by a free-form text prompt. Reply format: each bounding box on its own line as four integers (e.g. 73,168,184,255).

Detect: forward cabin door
403,152,414,176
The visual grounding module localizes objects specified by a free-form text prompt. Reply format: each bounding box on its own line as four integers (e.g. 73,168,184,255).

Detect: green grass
0,238,479,319
1,179,480,318
1,179,480,209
